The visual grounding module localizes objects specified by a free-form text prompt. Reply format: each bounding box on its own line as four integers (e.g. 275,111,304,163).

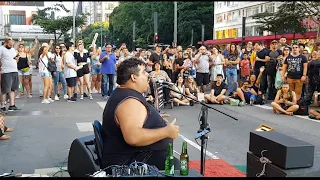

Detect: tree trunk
57,33,63,41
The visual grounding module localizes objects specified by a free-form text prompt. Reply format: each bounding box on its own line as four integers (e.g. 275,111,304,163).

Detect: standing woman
38,44,54,104
24,39,38,95
52,44,68,101
210,46,225,82
225,44,240,95
74,44,93,100
16,44,32,98
91,46,102,93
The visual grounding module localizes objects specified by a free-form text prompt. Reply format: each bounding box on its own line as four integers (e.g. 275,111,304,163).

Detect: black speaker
249,131,314,169
247,152,320,177
68,135,100,177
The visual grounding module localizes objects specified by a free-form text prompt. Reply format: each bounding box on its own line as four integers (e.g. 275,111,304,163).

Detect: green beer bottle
165,143,174,175
180,141,189,175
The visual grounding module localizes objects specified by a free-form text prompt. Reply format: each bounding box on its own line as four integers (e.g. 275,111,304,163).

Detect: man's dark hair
243,52,247,55
280,36,286,39
216,74,224,79
66,42,74,51
116,57,146,85
242,81,250,85
298,43,305,48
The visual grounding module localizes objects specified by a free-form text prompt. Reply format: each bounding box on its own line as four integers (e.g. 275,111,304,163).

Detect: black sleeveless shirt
17,54,29,70
101,88,172,167
74,51,89,64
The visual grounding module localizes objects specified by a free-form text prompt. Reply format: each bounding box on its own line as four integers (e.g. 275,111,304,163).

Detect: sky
44,1,75,17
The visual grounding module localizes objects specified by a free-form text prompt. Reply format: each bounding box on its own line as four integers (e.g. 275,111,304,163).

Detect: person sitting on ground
170,75,190,106
0,114,13,140
204,74,227,104
248,66,266,105
184,76,199,102
101,58,179,172
271,82,299,116
227,81,253,106
309,109,320,120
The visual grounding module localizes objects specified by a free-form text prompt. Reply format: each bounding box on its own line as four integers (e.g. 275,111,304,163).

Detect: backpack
311,62,320,85
294,98,309,116
40,54,57,73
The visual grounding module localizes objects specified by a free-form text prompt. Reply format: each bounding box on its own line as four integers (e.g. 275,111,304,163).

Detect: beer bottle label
180,159,188,171
170,164,174,175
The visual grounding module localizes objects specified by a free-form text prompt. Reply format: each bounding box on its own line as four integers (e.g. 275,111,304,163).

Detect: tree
31,3,87,43
77,23,110,49
108,2,214,49
251,2,309,40
251,12,283,38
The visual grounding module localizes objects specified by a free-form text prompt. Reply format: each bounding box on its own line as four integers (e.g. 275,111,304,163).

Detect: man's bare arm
116,98,178,146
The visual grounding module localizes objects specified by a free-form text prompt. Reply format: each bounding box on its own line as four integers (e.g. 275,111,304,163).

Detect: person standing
0,37,19,112
100,44,117,100
64,42,79,102
281,43,308,101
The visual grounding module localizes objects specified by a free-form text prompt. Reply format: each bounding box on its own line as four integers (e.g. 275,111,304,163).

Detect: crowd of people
0,35,320,140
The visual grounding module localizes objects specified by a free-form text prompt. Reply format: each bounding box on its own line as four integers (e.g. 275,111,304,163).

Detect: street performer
101,57,179,172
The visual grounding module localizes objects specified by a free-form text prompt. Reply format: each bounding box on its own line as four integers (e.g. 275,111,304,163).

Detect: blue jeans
102,74,115,97
53,71,67,95
226,68,238,93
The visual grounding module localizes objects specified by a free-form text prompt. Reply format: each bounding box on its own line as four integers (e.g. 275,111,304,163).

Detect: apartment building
213,1,283,40
83,1,119,25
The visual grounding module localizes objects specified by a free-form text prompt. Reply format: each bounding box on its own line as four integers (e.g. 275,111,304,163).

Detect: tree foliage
77,24,109,49
251,2,314,39
31,3,87,43
108,2,213,49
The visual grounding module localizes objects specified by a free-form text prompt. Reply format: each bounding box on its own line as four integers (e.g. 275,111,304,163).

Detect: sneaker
103,96,109,100
41,99,50,104
230,99,240,106
1,107,7,112
89,94,93,100
309,115,316,119
73,93,77,99
28,95,32,98
67,98,77,103
238,101,245,107
15,95,20,99
80,94,84,100
250,97,254,106
63,94,68,99
48,98,55,103
8,105,18,111
54,95,60,101
83,93,88,98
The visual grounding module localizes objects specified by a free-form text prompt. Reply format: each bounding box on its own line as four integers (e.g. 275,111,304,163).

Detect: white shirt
64,51,77,78
38,52,52,74
0,46,18,74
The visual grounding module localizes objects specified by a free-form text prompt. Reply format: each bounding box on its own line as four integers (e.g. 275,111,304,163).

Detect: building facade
213,1,283,40
0,1,56,41
83,1,119,25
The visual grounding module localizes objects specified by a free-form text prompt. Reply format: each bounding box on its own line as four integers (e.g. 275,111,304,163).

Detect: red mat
189,159,246,177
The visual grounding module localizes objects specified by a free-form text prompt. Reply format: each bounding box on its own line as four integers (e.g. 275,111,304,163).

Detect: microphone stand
162,84,238,176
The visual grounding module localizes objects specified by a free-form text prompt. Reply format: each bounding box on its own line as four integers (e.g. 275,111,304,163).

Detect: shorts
1,72,19,94
18,70,30,76
91,64,101,75
196,72,209,86
66,77,77,87
41,72,52,78
77,64,90,77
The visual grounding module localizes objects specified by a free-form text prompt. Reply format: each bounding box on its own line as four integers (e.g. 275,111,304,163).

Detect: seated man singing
204,74,227,104
101,58,179,173
271,82,299,116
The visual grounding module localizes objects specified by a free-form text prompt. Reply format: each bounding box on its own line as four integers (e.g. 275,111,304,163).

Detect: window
226,1,230,7
261,5,263,12
9,15,26,25
242,9,245,17
246,8,252,17
238,10,241,16
265,3,275,13
245,26,253,37
252,7,259,15
254,26,263,36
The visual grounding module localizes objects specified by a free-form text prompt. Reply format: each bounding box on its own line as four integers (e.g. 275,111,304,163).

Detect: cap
41,43,49,47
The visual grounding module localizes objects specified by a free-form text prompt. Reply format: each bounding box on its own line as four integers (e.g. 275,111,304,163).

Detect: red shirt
240,59,251,76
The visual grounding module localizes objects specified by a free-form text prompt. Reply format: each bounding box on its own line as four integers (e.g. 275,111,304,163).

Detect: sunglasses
56,47,60,49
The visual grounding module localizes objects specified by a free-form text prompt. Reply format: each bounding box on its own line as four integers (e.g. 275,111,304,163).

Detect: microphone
158,79,174,86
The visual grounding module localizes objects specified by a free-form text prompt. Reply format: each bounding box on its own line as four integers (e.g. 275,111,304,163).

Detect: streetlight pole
133,21,136,52
173,1,177,47
100,22,103,47
72,1,76,43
